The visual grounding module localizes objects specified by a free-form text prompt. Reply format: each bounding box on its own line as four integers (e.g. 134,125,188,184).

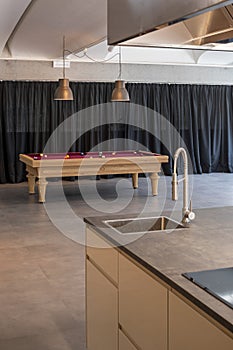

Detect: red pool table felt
27,151,160,160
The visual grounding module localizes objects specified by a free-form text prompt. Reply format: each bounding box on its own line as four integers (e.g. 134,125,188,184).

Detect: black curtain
0,81,233,183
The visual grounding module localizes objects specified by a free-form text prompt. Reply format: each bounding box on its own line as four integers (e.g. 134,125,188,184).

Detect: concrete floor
0,173,233,349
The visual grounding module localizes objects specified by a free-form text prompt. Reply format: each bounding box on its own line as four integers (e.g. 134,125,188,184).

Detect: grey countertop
84,206,233,334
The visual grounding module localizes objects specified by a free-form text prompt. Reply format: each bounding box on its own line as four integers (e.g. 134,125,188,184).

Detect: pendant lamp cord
63,36,66,79
62,40,124,80
118,46,122,80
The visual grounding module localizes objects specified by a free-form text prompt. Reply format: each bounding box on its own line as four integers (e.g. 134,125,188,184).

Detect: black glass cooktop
183,267,233,309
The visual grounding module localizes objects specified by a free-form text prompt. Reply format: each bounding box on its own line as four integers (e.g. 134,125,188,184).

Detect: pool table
19,151,169,203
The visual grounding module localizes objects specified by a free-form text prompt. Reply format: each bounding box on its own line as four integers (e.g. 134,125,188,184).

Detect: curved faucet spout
173,147,188,178
172,147,195,224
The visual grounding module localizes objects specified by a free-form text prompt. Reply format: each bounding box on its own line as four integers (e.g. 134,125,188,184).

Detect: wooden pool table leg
27,173,36,194
150,172,160,196
37,178,48,203
132,173,138,189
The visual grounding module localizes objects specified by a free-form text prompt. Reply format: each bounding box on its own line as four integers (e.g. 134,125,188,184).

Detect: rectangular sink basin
104,216,184,234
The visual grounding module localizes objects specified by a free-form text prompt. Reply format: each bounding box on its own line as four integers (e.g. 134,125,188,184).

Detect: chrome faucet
172,147,195,224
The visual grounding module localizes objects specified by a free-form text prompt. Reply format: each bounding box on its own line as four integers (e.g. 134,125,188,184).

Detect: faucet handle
189,200,193,212
182,210,195,224
188,211,195,221
188,200,195,221
182,200,195,224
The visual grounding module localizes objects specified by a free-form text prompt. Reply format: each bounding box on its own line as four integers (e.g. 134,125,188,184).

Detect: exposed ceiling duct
108,0,233,50
178,4,233,45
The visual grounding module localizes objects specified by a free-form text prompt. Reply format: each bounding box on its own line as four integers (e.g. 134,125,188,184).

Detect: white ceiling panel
7,0,107,59
0,0,32,55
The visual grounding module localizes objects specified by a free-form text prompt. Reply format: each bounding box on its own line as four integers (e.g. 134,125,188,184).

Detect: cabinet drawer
86,226,118,284
119,253,167,350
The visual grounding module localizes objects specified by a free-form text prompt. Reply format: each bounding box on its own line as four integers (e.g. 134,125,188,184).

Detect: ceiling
1,0,107,60
2,0,233,66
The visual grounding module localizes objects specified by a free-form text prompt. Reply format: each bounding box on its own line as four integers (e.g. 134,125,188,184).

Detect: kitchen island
84,207,233,350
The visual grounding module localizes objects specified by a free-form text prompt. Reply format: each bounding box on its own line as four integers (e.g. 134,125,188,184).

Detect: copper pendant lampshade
111,80,130,102
54,36,74,101
54,78,73,100
111,47,130,102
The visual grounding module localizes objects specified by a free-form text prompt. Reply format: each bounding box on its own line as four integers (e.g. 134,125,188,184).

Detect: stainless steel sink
104,216,184,234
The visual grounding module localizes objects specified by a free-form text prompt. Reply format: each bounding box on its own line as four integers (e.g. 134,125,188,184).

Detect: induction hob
183,267,233,309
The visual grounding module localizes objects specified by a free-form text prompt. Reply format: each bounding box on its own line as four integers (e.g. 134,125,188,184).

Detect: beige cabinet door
86,260,118,350
119,330,138,350
169,292,233,350
86,227,118,284
119,253,167,350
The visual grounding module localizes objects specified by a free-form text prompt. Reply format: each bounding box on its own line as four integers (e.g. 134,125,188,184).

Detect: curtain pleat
0,81,233,183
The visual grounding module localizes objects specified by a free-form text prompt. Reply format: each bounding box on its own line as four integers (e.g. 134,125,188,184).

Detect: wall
0,59,233,85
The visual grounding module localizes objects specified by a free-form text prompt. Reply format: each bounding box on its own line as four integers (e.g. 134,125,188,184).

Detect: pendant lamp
111,47,130,102
54,36,74,101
